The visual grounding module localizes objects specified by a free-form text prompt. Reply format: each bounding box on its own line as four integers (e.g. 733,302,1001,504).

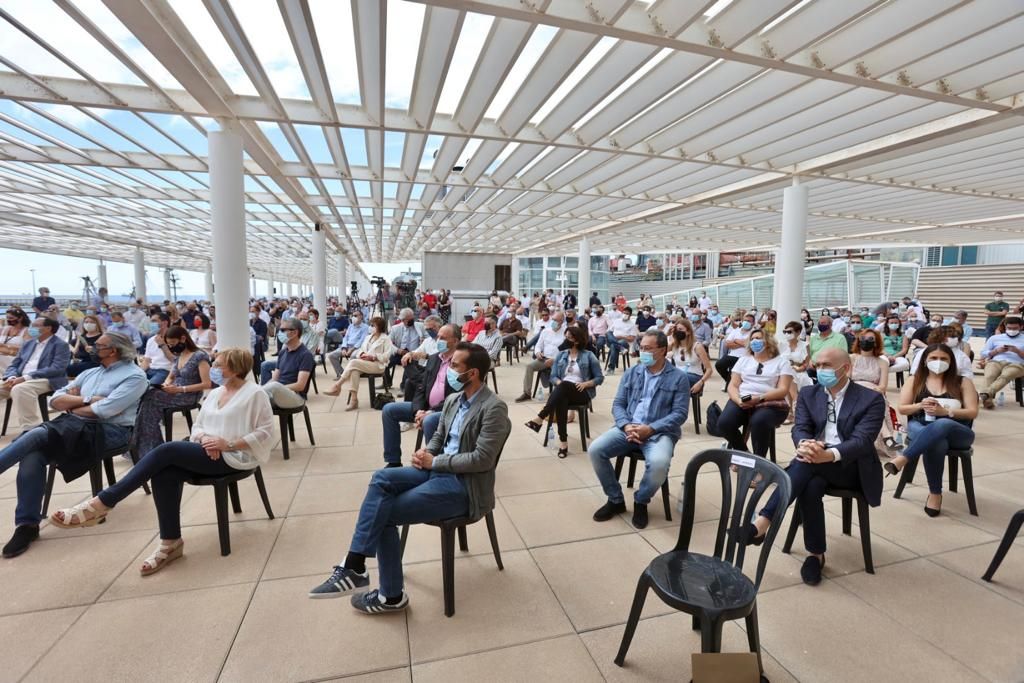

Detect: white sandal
50,500,108,529
140,540,184,576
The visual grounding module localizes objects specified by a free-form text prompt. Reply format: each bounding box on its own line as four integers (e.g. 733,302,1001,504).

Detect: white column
163,268,172,301
97,259,108,291
312,224,327,313
266,274,274,299
337,253,348,300
772,177,809,341
286,281,293,297
204,261,214,302
209,128,249,351
132,248,147,303
510,256,520,298
577,239,590,310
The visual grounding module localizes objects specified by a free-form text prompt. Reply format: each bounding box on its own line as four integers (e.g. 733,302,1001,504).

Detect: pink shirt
428,355,452,408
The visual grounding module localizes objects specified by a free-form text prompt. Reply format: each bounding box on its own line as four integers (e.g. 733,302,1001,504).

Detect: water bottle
546,424,556,448
997,392,1005,408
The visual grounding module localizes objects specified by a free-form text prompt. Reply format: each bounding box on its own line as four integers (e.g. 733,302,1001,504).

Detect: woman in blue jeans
886,343,978,517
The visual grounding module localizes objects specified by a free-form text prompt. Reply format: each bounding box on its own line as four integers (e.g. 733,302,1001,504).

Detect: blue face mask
436,339,448,354
27,327,41,339
549,321,560,332
277,332,288,343
750,339,766,353
741,321,752,330
817,368,840,388
639,351,655,367
446,366,465,390
209,367,225,386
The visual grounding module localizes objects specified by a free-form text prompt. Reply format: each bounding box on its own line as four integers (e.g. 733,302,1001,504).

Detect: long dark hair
911,343,962,404
166,325,198,352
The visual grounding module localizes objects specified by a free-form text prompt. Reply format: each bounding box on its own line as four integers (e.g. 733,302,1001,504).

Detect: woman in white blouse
50,347,274,575
717,329,794,460
324,316,395,410
778,320,811,424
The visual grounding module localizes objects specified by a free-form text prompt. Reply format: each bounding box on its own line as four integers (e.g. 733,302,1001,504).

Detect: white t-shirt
144,335,174,371
832,318,848,334
725,327,751,357
735,355,794,398
778,339,808,366
611,318,638,340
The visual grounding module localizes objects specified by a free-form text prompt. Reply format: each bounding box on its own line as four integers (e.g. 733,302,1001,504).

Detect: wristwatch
226,440,236,451
82,395,92,405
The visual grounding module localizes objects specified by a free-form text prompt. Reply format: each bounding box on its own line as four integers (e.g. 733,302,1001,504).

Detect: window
960,245,978,265
940,246,959,266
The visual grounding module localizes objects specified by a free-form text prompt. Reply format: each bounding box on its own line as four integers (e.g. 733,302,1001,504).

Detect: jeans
606,334,629,370
589,428,675,505
146,368,170,386
349,467,468,596
99,441,236,539
718,402,788,459
381,402,442,465
904,418,976,494
759,459,860,554
259,360,277,385
0,422,131,526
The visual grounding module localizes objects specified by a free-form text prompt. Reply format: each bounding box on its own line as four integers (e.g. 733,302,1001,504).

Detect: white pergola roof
1,0,1024,280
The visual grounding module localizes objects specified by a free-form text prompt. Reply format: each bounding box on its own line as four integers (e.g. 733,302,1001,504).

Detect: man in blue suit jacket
748,347,884,586
590,330,690,529
0,318,71,434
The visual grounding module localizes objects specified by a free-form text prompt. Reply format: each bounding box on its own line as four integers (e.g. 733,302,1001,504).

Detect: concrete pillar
577,239,590,310
312,224,327,314
209,128,249,351
163,268,172,302
772,177,809,343
266,274,274,299
204,261,214,302
286,281,293,297
511,256,520,298
337,253,348,300
133,248,146,303
96,259,108,293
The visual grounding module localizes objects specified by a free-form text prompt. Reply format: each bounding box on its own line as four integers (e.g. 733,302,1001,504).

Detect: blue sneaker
308,565,370,598
351,589,409,614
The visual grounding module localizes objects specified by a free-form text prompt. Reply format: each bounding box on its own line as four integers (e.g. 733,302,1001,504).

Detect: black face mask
168,342,186,354
859,337,876,351
558,339,573,352
674,331,686,341
404,319,414,327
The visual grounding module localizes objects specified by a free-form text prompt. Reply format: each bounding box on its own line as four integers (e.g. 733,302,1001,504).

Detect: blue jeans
259,360,277,385
350,467,468,596
904,418,975,494
0,422,131,526
606,334,629,370
145,368,169,386
381,402,442,465
589,427,676,505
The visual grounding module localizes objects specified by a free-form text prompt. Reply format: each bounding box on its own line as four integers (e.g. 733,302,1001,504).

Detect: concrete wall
422,251,512,292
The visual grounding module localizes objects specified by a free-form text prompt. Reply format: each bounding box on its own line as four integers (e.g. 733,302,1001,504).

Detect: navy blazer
4,337,72,391
792,381,886,506
550,349,604,399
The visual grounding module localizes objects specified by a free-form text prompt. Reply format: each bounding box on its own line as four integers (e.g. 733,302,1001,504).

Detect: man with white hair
386,308,424,393
515,311,565,402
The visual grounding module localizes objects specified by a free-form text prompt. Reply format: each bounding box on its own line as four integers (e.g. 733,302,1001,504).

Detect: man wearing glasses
589,330,690,529
740,347,885,586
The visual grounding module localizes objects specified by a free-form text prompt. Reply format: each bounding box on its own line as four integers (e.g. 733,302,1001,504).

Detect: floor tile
500,488,633,547
322,668,410,682
287,471,375,516
932,541,1024,606
412,635,603,682
493,456,588,497
0,606,85,681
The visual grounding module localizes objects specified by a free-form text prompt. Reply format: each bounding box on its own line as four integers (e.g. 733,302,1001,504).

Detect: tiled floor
1,361,1022,682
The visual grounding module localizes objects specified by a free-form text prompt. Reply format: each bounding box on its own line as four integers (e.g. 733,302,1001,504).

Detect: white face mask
783,331,795,339
1007,329,1021,338
83,322,98,333
945,337,959,347
928,321,941,329
926,359,950,375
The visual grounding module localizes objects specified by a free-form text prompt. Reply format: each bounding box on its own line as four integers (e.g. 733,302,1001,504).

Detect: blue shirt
53,360,148,427
342,322,368,349
981,332,1024,364
444,390,480,455
630,366,665,424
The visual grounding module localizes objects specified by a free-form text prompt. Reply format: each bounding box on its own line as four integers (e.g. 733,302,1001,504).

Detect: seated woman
129,326,212,460
524,325,603,458
779,320,811,424
0,307,30,373
190,316,217,355
324,316,394,409
718,329,794,459
882,314,911,373
666,318,712,395
852,328,898,448
67,314,105,378
886,343,978,516
50,347,274,574
909,323,973,377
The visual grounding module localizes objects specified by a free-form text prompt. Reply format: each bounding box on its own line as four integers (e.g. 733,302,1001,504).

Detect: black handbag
371,390,395,411
705,400,723,437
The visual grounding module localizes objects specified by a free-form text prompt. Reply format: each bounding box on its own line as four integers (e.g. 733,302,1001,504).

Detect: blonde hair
217,347,253,378
671,318,696,355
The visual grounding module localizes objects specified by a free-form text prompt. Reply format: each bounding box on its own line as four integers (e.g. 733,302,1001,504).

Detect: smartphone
741,394,752,403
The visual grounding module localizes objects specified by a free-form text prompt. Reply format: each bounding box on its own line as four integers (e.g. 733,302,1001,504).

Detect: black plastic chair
782,487,874,574
982,509,1024,582
41,442,126,517
397,427,510,617
690,389,703,435
614,449,791,675
1,390,53,436
740,422,777,463
541,398,591,451
272,404,315,460
1015,377,1023,407
613,447,672,521
484,359,499,393
531,367,551,398
347,372,385,406
895,371,905,390
162,404,196,442
893,446,977,516
186,467,274,556
504,340,520,365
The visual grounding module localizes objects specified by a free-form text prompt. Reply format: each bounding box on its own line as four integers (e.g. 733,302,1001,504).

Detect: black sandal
556,447,569,459
524,420,543,433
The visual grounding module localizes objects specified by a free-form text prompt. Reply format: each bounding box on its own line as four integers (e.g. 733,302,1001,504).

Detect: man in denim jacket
590,330,689,529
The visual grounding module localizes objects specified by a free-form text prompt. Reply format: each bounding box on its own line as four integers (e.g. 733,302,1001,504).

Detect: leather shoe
2,525,39,558
631,503,648,529
592,500,627,522
514,393,532,403
800,555,824,586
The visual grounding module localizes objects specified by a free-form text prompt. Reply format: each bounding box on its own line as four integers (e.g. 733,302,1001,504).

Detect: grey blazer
426,385,511,521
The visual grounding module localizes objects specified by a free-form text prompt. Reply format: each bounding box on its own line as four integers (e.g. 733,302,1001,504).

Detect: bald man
743,348,885,586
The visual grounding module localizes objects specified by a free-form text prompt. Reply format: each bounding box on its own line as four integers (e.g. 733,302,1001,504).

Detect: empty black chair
162,404,196,442
272,404,315,460
1,391,53,436
893,447,977,516
614,449,791,676
541,397,591,451
982,509,1024,582
186,467,274,556
782,487,874,573
613,446,672,521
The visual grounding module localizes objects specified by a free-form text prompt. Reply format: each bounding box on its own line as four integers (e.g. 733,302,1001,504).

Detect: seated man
107,308,143,350
386,308,424,390
0,317,71,434
381,324,459,465
461,306,486,342
525,309,551,350
326,307,349,346
473,315,503,366
978,315,1024,409
308,342,511,612
515,311,564,402
397,315,441,397
606,306,638,373
140,312,175,386
327,310,368,379
746,347,884,586
261,319,314,409
0,332,146,558
590,330,689,529
588,305,609,355
499,309,525,352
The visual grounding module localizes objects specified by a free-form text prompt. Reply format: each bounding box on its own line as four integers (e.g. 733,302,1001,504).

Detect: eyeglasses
826,399,837,425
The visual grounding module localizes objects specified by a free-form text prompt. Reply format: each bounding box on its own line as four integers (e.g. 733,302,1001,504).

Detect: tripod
81,276,96,306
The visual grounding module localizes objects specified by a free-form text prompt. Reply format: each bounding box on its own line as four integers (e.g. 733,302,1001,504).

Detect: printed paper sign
730,454,756,469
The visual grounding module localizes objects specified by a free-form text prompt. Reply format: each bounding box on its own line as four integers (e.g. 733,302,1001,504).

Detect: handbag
705,400,723,437
371,390,395,411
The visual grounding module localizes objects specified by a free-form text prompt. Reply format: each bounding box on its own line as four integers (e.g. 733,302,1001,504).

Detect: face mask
674,331,687,341
859,337,875,351
83,322,98,333
655,320,664,328
928,321,940,329
818,324,830,334
1006,329,1020,338
248,313,256,320
426,328,438,339
209,367,225,385
749,339,766,353
436,339,449,354
352,318,361,325
800,314,809,320
595,311,602,317
404,319,414,326
446,366,466,390
277,332,288,343
783,331,795,339
888,322,900,331
841,316,850,323
817,368,841,388
927,360,950,375
740,321,752,331
86,310,97,316
168,342,186,354
994,296,1003,302
850,323,862,331
27,327,41,339
558,339,572,352
639,351,655,367
945,337,959,347
549,321,560,332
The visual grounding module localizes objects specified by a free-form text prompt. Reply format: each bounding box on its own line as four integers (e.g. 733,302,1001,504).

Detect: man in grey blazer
1,317,71,434
309,341,511,614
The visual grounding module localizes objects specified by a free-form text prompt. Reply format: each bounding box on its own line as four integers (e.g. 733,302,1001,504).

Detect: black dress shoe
632,503,648,529
593,500,627,522
2,525,40,558
514,393,532,403
800,555,824,586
